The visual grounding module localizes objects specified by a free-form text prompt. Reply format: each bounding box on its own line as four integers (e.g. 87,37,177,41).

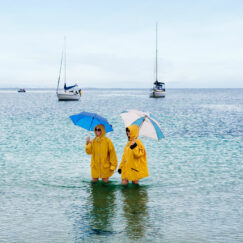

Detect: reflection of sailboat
121,186,149,240
56,38,81,101
150,23,166,98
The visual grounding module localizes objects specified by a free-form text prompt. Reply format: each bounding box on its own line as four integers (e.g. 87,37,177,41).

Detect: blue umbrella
70,111,113,133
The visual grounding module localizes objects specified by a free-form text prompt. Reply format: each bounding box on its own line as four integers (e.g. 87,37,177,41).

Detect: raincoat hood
127,124,139,141
94,124,106,138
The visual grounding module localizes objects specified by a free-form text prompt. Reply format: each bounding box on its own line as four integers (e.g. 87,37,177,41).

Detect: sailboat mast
64,36,66,86
155,23,158,82
56,47,64,93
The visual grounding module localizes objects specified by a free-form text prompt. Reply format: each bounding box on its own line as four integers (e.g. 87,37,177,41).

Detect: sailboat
150,23,166,98
56,38,81,101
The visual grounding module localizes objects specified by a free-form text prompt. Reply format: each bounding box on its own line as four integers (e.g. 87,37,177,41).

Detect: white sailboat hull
150,89,166,98
57,91,80,101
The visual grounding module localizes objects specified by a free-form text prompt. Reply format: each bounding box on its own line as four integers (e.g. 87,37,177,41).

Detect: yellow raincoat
85,124,118,179
119,124,149,181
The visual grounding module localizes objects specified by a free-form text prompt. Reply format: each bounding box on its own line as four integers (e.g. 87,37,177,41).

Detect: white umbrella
120,109,164,140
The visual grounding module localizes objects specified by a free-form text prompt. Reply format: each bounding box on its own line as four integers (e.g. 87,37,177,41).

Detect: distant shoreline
0,88,242,90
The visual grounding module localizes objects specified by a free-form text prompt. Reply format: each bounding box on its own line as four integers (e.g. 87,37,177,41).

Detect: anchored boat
150,81,165,98
150,24,166,98
56,38,81,101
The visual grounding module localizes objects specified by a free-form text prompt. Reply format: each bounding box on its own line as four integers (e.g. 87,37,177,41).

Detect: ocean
0,89,242,242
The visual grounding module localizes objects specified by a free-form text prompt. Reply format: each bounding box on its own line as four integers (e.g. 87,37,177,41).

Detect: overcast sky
0,0,243,88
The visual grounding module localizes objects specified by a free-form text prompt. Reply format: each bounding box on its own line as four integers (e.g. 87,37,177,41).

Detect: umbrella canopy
70,112,113,133
120,109,164,140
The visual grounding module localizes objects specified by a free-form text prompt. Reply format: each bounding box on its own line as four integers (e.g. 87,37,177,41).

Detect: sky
0,0,243,88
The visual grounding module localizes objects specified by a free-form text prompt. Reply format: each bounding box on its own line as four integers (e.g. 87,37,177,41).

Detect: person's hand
118,169,122,174
131,139,136,145
86,137,90,145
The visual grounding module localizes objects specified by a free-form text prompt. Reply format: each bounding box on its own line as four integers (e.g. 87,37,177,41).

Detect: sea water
0,89,242,242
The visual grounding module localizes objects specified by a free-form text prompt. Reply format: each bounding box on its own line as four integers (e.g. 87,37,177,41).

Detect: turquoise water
0,89,242,242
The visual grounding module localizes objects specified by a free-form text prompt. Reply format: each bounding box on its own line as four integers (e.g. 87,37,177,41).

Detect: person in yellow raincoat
118,124,149,185
85,124,118,182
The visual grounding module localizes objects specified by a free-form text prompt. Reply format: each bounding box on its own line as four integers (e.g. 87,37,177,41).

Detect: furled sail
64,84,78,90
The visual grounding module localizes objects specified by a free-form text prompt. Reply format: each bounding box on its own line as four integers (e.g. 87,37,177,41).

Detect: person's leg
102,178,109,183
122,179,128,186
132,180,139,184
92,178,99,182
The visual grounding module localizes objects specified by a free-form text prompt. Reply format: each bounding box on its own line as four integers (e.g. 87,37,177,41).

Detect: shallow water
0,89,242,242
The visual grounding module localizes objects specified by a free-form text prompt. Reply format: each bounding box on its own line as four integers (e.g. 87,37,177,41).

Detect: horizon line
1,87,243,90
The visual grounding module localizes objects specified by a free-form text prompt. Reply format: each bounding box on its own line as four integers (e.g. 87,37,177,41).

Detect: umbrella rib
148,117,164,140
89,117,94,131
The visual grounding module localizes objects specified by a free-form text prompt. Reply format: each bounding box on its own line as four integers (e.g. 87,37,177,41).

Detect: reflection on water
121,185,149,240
88,182,116,234
72,181,117,242
72,182,150,241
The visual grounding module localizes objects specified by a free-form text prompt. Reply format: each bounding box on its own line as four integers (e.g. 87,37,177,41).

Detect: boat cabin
153,81,165,91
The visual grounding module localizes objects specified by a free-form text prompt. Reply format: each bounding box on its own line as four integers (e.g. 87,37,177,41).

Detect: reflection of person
86,124,117,182
118,124,149,185
88,182,116,233
121,186,149,240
